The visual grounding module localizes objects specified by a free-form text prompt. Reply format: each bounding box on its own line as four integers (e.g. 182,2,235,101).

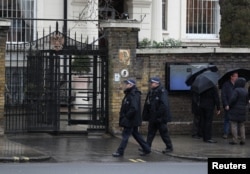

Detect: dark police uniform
113,85,151,157
142,84,173,152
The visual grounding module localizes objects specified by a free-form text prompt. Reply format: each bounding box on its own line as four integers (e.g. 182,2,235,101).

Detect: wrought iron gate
4,25,108,133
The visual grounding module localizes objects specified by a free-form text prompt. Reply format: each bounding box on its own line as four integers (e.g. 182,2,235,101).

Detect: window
98,0,124,20
186,0,219,37
162,0,168,30
0,0,34,42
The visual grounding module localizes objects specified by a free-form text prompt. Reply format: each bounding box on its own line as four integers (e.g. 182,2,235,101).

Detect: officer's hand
216,110,221,115
225,105,229,110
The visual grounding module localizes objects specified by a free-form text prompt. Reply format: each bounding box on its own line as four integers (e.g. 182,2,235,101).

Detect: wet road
0,162,207,174
7,133,193,163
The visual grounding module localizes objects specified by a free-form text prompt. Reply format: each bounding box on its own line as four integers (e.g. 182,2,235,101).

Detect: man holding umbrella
191,71,221,143
185,65,218,139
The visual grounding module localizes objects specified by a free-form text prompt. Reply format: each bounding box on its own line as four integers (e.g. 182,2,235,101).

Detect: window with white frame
162,0,168,30
186,0,219,38
0,0,35,42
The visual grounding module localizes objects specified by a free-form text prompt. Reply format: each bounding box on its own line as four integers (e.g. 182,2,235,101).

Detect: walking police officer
112,79,151,157
142,77,173,153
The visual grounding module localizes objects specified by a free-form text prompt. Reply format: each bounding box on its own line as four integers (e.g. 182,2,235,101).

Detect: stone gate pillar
0,20,11,135
100,21,140,134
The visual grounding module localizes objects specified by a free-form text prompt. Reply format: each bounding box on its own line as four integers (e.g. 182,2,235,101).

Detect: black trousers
200,107,214,141
192,112,202,137
117,126,150,154
146,121,173,149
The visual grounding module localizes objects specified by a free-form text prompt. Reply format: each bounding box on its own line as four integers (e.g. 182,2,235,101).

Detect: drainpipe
63,0,68,81
63,0,68,35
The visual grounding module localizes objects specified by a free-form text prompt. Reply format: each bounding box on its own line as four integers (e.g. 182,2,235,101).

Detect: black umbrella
218,68,250,89
185,65,218,86
191,71,220,94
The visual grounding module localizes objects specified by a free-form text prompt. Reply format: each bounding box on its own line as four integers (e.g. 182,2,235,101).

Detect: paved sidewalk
147,135,250,160
0,133,249,162
0,135,50,162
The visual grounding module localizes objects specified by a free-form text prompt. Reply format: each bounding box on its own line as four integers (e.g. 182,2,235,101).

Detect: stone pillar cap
100,20,140,29
0,19,11,27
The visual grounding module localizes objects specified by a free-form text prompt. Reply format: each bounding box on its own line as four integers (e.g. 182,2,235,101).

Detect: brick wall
136,52,250,135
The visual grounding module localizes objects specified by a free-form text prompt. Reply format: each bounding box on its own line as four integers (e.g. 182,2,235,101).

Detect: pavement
0,133,250,163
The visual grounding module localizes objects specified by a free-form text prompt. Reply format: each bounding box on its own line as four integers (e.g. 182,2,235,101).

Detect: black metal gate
4,24,108,133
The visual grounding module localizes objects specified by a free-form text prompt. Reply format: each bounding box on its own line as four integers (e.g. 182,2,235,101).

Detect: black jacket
142,85,171,123
199,86,220,111
228,78,248,122
191,86,220,115
221,80,234,108
119,86,142,127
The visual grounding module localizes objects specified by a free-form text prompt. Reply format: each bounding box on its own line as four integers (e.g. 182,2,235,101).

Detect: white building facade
1,0,221,46
1,0,99,43
126,0,221,46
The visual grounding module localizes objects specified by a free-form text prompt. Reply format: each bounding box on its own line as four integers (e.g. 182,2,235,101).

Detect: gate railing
4,20,108,133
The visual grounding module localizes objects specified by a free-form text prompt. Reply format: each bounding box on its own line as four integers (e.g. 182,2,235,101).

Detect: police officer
142,77,173,153
112,79,151,157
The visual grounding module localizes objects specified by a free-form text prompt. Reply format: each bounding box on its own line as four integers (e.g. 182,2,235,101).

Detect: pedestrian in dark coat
112,79,151,157
228,77,248,145
221,72,238,139
199,86,220,143
142,77,173,153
